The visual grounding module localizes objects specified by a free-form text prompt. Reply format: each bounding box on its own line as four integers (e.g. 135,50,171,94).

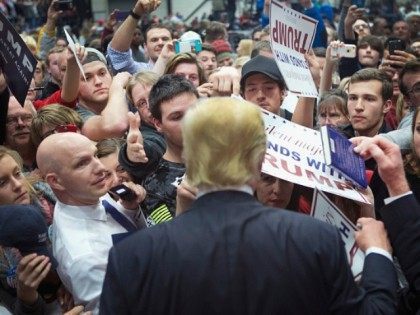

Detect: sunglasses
42,124,79,139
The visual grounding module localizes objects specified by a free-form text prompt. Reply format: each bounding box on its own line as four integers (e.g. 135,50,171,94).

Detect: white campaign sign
261,109,369,204
270,1,318,97
311,188,365,279
64,28,86,81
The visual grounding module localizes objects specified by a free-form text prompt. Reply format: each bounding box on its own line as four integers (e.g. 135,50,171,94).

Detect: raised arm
319,41,343,94
82,72,131,140
37,0,60,59
61,45,86,102
110,0,161,53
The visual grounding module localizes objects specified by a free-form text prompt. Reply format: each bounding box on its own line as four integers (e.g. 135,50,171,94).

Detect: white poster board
311,188,365,279
64,28,86,81
270,1,318,97
261,110,369,204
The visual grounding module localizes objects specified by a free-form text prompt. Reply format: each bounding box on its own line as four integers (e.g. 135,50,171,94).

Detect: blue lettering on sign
339,221,350,239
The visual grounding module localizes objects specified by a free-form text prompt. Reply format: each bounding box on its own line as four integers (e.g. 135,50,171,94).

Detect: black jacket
100,191,397,314
380,194,420,314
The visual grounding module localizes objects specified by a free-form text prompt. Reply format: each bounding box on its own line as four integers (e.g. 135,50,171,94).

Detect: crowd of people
0,0,419,313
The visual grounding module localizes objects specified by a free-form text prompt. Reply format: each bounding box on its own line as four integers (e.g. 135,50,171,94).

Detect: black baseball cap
0,205,58,268
240,55,286,90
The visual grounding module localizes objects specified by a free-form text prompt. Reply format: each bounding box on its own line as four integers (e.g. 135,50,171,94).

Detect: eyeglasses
6,114,33,126
42,124,79,139
135,100,149,109
407,82,420,97
353,24,369,30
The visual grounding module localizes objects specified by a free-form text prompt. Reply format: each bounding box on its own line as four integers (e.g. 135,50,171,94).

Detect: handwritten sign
261,109,369,204
270,1,318,97
0,12,36,106
311,188,365,279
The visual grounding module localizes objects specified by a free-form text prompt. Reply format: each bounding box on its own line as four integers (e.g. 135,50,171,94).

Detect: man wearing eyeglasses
352,19,371,39
3,96,37,171
381,60,420,150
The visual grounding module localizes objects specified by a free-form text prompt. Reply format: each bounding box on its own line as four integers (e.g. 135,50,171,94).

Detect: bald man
37,132,146,314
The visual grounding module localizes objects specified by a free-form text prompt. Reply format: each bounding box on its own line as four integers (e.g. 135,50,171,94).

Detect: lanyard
102,200,137,232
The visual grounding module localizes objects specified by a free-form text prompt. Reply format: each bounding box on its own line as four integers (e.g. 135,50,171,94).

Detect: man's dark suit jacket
381,194,420,314
100,191,397,314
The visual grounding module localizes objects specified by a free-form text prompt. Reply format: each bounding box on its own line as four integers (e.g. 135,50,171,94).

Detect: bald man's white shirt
51,194,143,314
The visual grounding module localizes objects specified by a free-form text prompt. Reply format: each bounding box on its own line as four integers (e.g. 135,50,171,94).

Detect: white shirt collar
55,197,108,221
197,184,254,198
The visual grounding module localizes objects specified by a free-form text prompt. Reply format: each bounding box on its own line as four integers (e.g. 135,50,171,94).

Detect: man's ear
45,173,65,192
383,99,392,114
153,118,163,132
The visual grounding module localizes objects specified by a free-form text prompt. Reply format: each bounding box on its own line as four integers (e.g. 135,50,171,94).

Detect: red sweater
33,89,77,110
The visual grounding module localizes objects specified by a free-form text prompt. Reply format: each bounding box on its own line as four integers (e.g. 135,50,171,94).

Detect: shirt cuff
365,247,393,262
384,191,413,205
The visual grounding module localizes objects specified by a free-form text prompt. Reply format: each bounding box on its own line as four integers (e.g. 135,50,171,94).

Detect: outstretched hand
126,112,148,163
351,135,410,196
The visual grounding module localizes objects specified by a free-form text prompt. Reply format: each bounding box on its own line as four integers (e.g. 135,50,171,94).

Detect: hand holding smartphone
109,184,137,202
388,39,405,55
331,44,356,58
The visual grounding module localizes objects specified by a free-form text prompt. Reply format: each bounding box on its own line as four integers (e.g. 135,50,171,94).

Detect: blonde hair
0,146,37,201
126,71,160,105
30,104,83,148
395,94,408,125
20,34,37,54
237,39,253,57
234,56,251,73
182,97,266,188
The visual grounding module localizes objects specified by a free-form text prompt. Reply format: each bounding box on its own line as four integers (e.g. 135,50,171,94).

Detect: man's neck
50,77,61,87
355,120,384,137
78,100,106,115
58,195,101,207
162,145,183,164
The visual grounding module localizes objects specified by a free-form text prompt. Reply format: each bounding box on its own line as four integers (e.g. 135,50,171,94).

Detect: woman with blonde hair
0,146,57,311
236,39,253,57
30,104,83,148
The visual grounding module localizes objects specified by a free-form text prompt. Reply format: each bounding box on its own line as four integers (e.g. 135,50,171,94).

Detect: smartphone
54,0,73,11
388,39,405,55
351,0,365,7
331,44,356,58
109,184,137,202
174,39,202,54
115,10,130,22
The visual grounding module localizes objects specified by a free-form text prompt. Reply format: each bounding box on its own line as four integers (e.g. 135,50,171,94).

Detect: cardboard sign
261,109,369,204
311,188,365,279
270,1,318,97
0,12,36,106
